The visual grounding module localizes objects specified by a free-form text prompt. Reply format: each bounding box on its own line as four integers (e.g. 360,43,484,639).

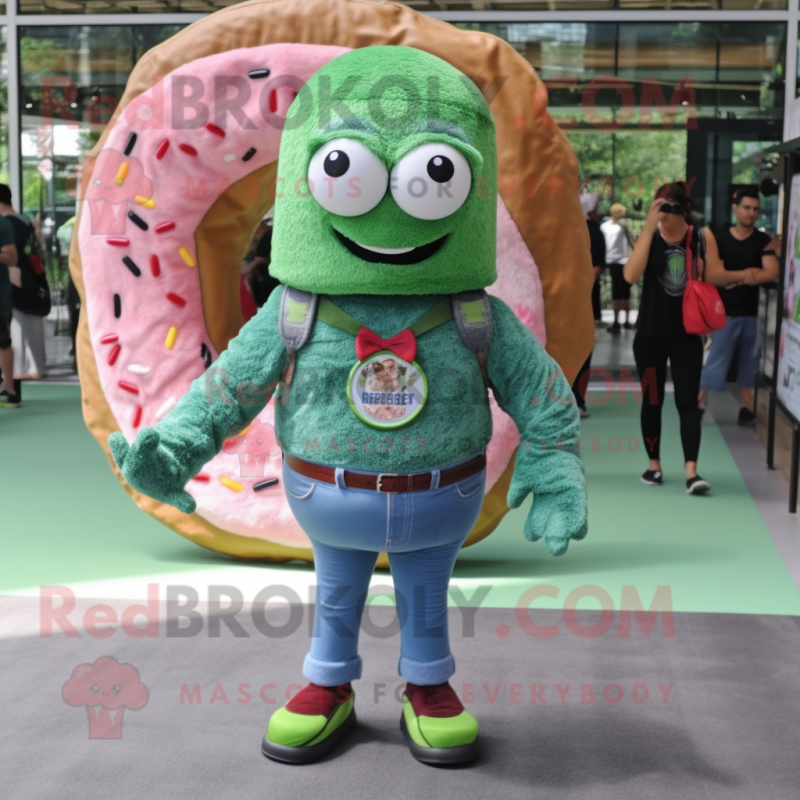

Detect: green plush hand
508,484,588,556
108,428,197,515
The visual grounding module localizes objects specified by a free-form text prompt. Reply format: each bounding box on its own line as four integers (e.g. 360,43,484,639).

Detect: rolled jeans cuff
302,653,362,686
399,653,455,685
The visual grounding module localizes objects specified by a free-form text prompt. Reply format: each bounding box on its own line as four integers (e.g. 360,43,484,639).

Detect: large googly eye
390,143,472,221
308,138,388,217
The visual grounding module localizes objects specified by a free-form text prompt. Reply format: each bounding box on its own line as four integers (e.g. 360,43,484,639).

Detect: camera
660,202,683,215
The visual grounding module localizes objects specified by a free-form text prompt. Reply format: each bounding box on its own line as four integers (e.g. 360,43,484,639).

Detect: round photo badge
347,349,428,429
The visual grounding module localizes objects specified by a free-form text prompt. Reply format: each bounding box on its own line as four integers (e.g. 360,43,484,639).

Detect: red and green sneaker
261,682,356,764
400,681,480,765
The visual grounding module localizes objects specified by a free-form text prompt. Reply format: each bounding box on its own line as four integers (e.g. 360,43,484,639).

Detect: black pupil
427,155,454,183
324,150,350,178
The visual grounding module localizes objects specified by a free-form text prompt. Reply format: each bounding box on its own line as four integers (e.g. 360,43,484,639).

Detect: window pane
617,22,785,121
458,22,616,82
17,0,788,10
18,25,186,373
397,0,787,9
19,0,239,13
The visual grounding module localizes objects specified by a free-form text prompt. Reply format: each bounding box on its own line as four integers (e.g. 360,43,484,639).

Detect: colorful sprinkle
100,333,119,345
155,396,177,419
127,211,148,231
178,247,196,267
119,381,139,395
150,255,161,277
165,326,178,350
127,364,150,375
243,148,256,162
201,343,212,368
122,256,141,277
223,153,236,163
107,344,121,365
253,478,280,491
221,476,244,493
155,221,175,234
114,161,129,186
114,294,121,318
179,143,197,156
192,473,211,482
248,69,271,79
205,122,225,137
134,195,156,209
156,139,170,159
132,406,143,428
107,237,129,247
124,132,137,156
166,292,187,307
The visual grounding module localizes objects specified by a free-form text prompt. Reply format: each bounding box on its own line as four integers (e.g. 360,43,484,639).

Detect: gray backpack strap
278,286,319,386
452,289,493,353
452,290,495,397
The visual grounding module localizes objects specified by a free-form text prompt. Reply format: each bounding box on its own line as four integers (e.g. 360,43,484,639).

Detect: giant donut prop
72,0,593,567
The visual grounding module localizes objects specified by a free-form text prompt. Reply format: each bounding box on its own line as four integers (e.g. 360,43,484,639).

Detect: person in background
56,216,79,373
601,203,635,332
624,183,712,493
0,211,20,408
572,192,606,418
0,186,47,380
697,189,779,425
243,214,280,309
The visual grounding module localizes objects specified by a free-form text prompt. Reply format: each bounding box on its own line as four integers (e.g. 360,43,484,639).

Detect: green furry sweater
109,287,587,552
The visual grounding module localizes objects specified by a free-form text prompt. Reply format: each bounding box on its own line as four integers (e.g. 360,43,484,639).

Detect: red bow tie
355,326,417,363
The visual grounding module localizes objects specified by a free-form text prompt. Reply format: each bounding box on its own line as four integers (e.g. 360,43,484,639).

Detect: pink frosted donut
78,44,547,557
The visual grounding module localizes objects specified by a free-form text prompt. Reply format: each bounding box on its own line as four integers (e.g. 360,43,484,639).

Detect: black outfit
574,219,606,406
588,218,606,322
609,263,631,301
632,228,704,463
249,228,280,308
714,228,771,317
67,276,80,369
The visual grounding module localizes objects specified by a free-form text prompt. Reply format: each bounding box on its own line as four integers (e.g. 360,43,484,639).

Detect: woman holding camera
624,182,734,494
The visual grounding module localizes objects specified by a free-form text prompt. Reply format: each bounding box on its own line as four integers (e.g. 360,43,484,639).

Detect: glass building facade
0,0,796,371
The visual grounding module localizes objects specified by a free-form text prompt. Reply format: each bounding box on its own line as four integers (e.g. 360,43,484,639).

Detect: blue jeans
701,316,758,391
282,455,486,687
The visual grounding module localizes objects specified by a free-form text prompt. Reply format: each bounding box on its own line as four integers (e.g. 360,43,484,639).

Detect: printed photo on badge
347,349,428,429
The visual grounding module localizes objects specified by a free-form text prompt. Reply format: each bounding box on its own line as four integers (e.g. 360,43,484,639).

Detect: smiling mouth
333,230,447,265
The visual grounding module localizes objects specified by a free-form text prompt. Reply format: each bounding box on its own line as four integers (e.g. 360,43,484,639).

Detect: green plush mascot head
269,45,497,296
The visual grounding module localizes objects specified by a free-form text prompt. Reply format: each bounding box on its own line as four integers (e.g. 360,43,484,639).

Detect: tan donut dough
72,0,593,567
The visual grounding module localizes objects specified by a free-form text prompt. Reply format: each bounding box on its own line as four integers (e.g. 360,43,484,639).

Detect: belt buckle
376,473,399,493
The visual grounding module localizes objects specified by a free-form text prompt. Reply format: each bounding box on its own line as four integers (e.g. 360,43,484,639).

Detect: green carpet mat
2,384,799,615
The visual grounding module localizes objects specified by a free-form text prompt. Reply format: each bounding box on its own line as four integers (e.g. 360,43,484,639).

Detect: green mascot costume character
108,46,588,766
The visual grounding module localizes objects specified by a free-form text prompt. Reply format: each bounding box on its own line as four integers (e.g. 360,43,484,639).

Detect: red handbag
682,225,726,336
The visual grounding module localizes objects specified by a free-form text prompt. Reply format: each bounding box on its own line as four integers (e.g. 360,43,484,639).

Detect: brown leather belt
284,453,486,494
